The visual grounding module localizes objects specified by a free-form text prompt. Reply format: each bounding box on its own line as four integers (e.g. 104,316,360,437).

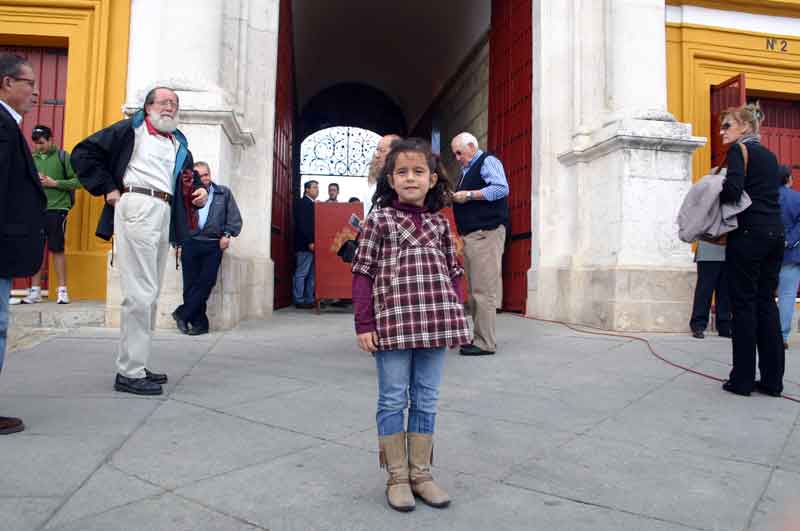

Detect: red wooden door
710,73,746,169
1,46,68,292
758,98,800,190
271,0,296,309
489,0,532,313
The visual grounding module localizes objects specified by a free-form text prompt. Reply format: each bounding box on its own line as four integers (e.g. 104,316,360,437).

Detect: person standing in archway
363,134,401,216
293,180,318,309
450,132,509,356
325,182,339,203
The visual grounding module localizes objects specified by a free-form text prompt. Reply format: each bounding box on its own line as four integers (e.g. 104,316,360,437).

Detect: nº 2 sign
766,38,789,53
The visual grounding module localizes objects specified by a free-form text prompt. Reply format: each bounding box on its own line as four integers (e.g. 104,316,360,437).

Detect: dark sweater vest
453,152,509,235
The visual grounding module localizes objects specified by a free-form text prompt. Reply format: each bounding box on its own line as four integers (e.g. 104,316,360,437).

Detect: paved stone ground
1,310,799,531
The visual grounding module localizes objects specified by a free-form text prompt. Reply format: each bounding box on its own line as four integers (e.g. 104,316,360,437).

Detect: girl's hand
357,331,379,353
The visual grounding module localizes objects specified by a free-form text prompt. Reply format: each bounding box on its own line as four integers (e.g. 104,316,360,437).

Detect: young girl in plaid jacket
352,138,470,512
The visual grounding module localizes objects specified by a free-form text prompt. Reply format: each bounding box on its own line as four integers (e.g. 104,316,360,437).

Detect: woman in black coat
719,103,785,397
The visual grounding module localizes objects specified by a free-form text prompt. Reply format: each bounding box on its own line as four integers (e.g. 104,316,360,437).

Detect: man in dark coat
0,53,46,434
172,162,243,335
293,180,318,308
71,86,207,396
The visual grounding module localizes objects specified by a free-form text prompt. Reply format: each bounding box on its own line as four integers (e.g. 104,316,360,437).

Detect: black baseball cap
31,125,52,140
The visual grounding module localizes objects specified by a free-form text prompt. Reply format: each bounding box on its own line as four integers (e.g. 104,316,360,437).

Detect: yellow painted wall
0,0,130,300
666,22,800,182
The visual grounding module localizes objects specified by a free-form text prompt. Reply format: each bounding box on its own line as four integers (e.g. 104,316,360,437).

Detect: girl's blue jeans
375,347,446,436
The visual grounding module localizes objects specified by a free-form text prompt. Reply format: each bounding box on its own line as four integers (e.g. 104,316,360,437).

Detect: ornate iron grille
300,127,380,177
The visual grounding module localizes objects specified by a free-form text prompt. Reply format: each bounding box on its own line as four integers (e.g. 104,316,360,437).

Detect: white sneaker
21,287,42,304
57,286,70,304
8,297,21,305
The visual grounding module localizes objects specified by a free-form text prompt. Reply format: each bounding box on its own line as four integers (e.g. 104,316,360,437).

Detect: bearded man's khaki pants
114,193,171,378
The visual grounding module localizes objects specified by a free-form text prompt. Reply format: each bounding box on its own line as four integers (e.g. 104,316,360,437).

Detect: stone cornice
122,106,256,148
666,0,800,19
177,109,256,147
558,119,706,166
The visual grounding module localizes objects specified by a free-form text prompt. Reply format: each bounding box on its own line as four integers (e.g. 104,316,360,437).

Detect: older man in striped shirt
451,132,510,356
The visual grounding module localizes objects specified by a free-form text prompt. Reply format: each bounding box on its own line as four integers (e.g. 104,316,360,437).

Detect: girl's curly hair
371,137,453,212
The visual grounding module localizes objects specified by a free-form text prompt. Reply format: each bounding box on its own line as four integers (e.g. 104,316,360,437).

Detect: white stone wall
107,0,280,330
426,40,489,179
531,0,705,331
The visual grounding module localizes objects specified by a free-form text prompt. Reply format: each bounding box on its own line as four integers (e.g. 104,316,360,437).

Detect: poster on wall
313,203,465,309
314,202,364,304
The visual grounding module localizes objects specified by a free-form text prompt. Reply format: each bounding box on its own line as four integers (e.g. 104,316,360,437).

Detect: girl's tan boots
407,432,451,508
378,432,415,512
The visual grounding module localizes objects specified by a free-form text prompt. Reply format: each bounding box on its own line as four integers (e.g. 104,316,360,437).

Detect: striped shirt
461,149,509,201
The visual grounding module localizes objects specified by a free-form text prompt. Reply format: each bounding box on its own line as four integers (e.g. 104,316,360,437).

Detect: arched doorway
299,126,382,203
271,0,532,312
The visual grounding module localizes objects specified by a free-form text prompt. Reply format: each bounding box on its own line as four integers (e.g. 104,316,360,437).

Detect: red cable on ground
513,314,800,404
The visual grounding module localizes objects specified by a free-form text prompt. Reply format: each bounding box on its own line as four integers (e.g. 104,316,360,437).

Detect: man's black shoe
114,374,163,396
459,344,495,356
294,303,314,309
754,381,782,397
145,369,168,384
718,330,732,338
691,329,705,339
722,380,750,396
171,310,189,334
0,416,25,435
187,327,209,336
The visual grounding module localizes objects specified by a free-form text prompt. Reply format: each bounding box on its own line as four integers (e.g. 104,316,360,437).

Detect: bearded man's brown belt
123,186,173,205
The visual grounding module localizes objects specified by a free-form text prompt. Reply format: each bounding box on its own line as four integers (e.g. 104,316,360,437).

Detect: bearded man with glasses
0,53,46,434
71,86,208,396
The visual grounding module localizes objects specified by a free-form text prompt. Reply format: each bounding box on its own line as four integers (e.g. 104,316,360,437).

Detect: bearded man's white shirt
123,124,179,194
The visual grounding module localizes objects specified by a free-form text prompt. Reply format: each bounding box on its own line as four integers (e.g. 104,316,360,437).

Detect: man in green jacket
20,125,81,304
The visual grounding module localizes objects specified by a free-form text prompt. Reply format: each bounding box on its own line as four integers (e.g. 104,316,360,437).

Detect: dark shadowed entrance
271,0,532,312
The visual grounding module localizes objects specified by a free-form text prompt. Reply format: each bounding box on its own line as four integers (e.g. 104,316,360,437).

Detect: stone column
606,0,669,119
107,0,275,331
534,0,705,331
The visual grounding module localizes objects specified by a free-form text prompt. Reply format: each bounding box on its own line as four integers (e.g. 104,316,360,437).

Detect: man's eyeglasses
196,172,210,178
11,76,35,89
720,123,732,131
152,99,178,109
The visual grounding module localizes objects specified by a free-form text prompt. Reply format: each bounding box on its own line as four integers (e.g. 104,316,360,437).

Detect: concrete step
8,300,105,328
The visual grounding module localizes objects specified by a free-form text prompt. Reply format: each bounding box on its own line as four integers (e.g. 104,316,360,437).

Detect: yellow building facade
666,0,800,180
0,0,130,300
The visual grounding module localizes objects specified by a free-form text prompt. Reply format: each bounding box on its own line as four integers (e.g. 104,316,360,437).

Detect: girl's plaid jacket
352,205,471,351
